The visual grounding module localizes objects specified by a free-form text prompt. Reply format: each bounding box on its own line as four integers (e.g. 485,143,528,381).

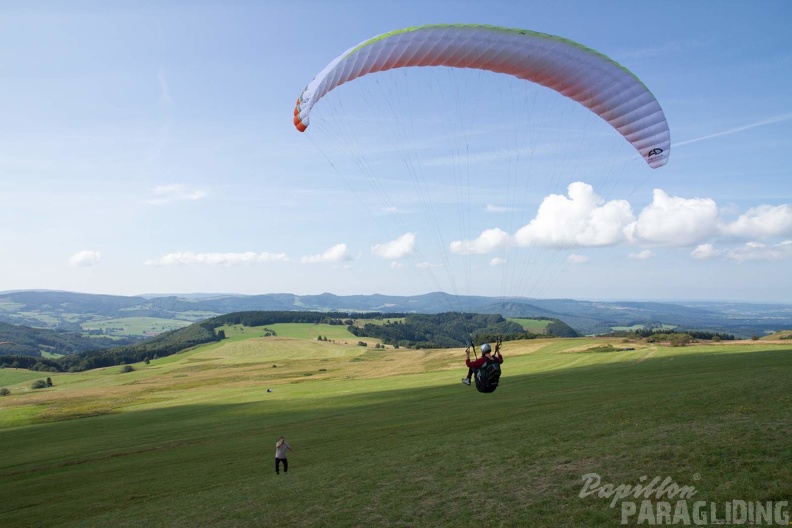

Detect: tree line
599,328,736,340
346,313,573,349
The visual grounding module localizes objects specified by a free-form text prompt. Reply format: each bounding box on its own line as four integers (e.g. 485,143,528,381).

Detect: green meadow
81,317,195,337
0,330,790,527
510,318,553,333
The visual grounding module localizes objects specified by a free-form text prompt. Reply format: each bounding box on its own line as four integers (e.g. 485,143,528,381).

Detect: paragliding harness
468,338,502,394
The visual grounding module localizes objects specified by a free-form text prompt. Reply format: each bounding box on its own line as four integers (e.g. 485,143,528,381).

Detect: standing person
275,436,293,474
461,343,503,388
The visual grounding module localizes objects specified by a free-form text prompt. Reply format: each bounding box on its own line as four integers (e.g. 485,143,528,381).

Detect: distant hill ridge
1,290,791,339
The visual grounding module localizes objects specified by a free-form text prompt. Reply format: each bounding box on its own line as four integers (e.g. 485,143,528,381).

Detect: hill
0,322,139,358
762,330,792,340
0,312,570,371
350,313,577,348
2,290,791,338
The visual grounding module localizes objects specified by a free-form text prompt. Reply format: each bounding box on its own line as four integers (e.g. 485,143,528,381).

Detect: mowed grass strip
0,333,789,527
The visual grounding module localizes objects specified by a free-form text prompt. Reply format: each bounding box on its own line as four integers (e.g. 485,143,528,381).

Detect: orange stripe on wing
293,114,307,132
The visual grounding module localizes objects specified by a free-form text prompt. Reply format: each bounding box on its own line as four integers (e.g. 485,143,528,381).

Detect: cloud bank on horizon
132,180,791,269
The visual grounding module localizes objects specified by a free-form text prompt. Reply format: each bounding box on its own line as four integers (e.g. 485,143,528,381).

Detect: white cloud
415,261,442,269
485,204,516,213
148,184,206,205
691,244,720,260
720,204,792,239
461,183,791,256
630,189,719,247
371,233,416,260
68,250,101,267
450,227,510,255
514,182,634,249
490,257,506,266
628,249,654,260
566,254,590,264
729,241,792,262
300,243,350,264
691,241,792,262
145,251,288,267
390,261,405,269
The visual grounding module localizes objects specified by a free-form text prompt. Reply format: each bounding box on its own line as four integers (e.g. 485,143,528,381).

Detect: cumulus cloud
628,249,654,260
450,228,510,255
490,257,506,266
371,233,416,260
720,204,792,239
630,189,718,247
566,254,590,264
509,184,790,251
68,250,101,267
514,182,634,249
693,240,792,262
450,183,773,255
440,181,792,260
415,261,442,269
300,243,350,264
148,184,206,205
145,251,288,267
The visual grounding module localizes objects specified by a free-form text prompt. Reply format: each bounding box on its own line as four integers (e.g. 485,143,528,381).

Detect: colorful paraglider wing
294,24,670,168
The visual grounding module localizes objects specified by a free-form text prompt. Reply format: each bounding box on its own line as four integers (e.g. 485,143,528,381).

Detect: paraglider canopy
294,24,670,168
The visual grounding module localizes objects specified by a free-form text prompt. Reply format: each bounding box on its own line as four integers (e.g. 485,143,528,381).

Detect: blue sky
1,1,791,302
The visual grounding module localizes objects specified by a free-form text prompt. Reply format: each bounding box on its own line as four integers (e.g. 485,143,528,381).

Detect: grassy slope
762,330,792,340
0,334,790,527
81,317,194,337
509,318,552,333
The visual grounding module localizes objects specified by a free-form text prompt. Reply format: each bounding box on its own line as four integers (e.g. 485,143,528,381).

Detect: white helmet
481,343,491,354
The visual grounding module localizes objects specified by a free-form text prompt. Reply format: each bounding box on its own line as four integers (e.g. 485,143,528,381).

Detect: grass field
509,318,553,333
0,332,790,527
610,324,677,332
81,317,195,337
217,322,379,344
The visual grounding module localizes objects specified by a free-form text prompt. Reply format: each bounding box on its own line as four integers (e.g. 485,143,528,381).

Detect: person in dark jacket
461,343,503,386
